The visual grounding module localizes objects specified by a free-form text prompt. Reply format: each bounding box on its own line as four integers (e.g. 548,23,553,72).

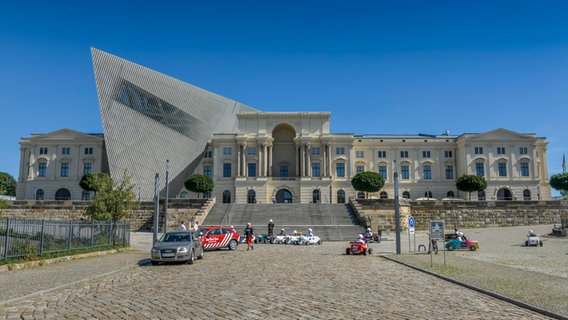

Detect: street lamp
153,173,160,244
393,160,401,254
163,159,170,234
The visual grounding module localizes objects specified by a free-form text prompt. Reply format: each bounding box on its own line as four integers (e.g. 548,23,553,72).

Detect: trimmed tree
184,174,214,198
80,173,113,195
550,173,568,197
351,171,385,199
456,174,487,200
0,172,17,197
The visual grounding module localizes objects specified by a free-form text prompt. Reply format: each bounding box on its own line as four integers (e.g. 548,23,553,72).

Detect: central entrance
275,189,293,203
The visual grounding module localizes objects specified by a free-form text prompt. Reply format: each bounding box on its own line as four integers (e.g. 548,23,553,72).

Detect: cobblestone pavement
0,231,558,320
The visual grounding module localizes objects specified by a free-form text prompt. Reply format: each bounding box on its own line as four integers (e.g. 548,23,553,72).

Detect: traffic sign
429,220,445,240
408,216,415,227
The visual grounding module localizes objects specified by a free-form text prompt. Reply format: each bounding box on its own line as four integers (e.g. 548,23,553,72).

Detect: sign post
429,220,445,267
408,216,415,252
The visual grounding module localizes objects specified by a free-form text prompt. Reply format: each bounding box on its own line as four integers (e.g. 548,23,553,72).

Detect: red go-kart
346,241,372,255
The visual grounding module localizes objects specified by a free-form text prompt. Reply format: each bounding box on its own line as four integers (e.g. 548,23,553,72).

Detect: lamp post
394,160,401,254
537,185,540,201
163,159,170,234
153,173,160,244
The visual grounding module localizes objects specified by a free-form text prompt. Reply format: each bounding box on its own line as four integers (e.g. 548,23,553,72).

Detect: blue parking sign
409,216,415,228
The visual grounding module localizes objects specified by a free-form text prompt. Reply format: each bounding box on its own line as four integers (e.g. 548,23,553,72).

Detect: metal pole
164,159,170,234
153,173,160,244
329,185,332,204
394,160,401,254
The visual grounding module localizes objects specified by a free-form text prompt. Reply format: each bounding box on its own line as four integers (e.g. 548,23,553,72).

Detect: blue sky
1,1,566,196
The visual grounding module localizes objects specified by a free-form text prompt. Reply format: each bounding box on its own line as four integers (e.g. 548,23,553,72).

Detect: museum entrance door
275,189,293,203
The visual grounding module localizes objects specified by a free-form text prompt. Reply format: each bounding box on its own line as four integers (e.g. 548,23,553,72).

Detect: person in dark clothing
267,219,275,236
244,222,254,251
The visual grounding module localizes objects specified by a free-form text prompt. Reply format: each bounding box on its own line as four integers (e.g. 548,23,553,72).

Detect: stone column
237,146,241,177
306,144,311,177
263,144,268,177
268,145,272,177
295,143,300,177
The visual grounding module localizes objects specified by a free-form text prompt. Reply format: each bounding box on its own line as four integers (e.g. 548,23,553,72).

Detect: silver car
151,231,204,265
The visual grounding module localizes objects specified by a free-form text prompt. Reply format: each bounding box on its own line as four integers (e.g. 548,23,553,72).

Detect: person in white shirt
193,220,199,231
178,221,187,231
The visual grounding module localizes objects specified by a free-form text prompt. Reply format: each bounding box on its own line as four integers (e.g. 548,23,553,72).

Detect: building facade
15,49,552,202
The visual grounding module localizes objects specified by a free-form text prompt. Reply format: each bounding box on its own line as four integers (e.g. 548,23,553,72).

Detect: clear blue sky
1,1,566,196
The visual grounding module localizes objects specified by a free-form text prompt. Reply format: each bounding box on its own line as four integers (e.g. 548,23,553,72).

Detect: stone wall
355,199,568,233
0,199,208,231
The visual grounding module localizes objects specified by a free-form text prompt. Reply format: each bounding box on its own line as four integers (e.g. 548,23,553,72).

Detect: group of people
178,220,199,231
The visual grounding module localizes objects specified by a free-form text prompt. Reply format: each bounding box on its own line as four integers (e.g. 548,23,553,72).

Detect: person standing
178,220,187,231
244,222,254,251
193,220,199,231
267,219,275,236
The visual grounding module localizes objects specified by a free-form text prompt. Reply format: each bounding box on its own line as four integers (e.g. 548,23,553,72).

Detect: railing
0,218,130,262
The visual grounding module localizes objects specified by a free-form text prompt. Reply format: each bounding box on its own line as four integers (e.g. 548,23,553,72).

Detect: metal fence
0,218,130,262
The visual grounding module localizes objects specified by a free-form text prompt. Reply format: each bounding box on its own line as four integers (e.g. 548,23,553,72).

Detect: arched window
36,189,44,200
247,189,256,203
402,191,410,199
312,189,321,203
380,191,388,199
497,188,512,200
81,190,91,200
337,189,345,203
223,190,231,203
523,189,531,201
447,191,455,198
179,191,189,199
55,188,71,200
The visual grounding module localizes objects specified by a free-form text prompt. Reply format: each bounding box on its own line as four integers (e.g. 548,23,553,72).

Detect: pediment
31,128,103,142
468,128,535,142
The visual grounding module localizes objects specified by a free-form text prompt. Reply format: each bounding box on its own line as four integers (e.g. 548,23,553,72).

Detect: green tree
0,172,17,197
184,174,214,198
550,173,568,197
456,174,488,200
351,171,385,198
79,173,112,195
85,171,138,222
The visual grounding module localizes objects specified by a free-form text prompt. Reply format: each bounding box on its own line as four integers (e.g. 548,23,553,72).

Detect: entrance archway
272,124,296,177
497,188,513,200
247,189,256,203
55,188,71,200
275,189,293,203
312,189,321,203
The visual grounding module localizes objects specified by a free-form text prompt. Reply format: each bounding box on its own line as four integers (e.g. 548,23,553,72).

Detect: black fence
0,218,130,262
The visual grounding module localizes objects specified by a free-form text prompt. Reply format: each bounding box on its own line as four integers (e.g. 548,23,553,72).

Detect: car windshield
160,232,191,242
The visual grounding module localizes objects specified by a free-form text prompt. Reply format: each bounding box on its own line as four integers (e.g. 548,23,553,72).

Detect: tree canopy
184,174,214,197
351,171,385,198
0,172,17,197
80,173,112,194
550,173,568,196
84,171,138,222
456,175,487,200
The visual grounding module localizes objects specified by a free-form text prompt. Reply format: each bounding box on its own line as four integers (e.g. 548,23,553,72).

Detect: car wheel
368,248,373,254
318,240,322,245
345,248,350,255
151,260,159,266
540,241,543,246
197,246,204,259
469,245,476,251
525,240,529,246
447,245,455,251
187,249,195,265
228,239,238,250
363,248,367,256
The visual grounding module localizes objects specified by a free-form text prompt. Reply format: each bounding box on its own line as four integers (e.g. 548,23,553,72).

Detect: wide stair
202,203,364,241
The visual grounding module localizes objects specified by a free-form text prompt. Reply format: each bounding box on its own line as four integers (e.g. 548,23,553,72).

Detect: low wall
355,199,568,233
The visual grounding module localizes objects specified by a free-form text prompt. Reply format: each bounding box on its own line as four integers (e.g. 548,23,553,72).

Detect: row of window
475,147,529,155
37,162,93,177
38,147,94,155
34,188,91,200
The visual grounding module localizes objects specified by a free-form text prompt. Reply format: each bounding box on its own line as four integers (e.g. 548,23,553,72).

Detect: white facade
17,129,106,200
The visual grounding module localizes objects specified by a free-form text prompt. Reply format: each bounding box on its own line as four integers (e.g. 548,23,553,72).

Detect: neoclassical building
15,49,552,202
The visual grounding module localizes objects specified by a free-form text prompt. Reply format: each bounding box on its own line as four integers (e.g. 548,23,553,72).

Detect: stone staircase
202,203,364,241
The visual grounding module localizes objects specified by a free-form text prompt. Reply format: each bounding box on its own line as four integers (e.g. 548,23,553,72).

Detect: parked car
198,226,240,251
445,236,480,251
151,231,204,265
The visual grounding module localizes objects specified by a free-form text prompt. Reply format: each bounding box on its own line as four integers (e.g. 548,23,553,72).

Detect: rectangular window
83,162,92,175
356,151,364,158
401,165,409,179
311,147,320,155
378,166,387,179
475,163,485,176
203,165,212,177
280,165,289,177
356,165,364,174
312,163,320,177
498,163,507,176
444,150,453,158
62,147,70,155
223,163,231,177
247,147,256,155
247,163,256,177
84,147,93,155
336,163,345,177
445,165,454,179
497,147,506,155
336,147,345,155
519,147,528,155
400,151,408,158
423,165,432,180
474,147,484,155
61,163,69,177
38,162,47,177
521,162,529,176
204,151,213,158
39,147,48,155
422,151,431,158
377,151,387,158
223,147,232,155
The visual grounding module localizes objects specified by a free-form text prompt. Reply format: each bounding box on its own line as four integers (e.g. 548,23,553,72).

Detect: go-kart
524,232,543,247
296,235,322,245
273,234,287,244
254,234,275,244
445,237,479,251
285,234,301,244
345,241,372,255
